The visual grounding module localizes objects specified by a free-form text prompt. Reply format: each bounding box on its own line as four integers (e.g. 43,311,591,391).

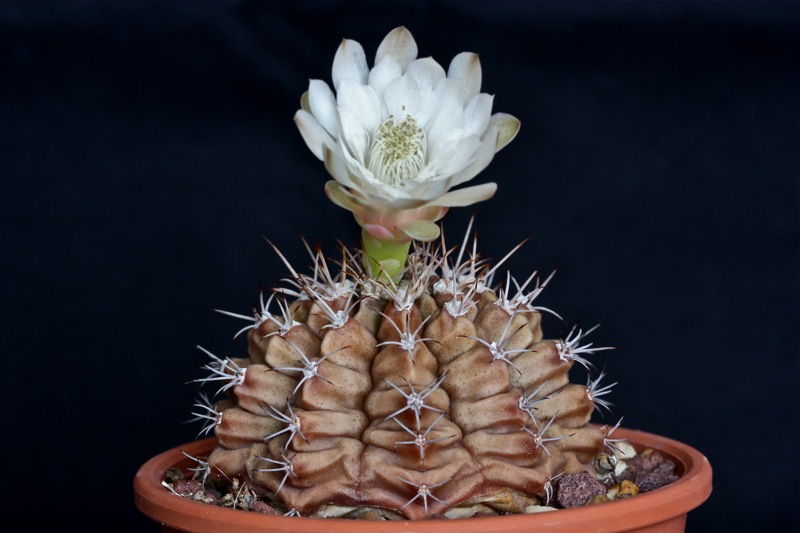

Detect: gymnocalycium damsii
186,27,633,520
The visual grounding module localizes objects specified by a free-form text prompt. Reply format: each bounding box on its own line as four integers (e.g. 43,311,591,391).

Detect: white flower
294,26,520,243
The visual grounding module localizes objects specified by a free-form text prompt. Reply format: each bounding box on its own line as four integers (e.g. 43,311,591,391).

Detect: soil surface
162,446,679,518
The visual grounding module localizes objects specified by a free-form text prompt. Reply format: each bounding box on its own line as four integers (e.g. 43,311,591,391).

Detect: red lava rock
173,478,204,496
654,460,677,475
250,501,276,514
635,471,680,492
556,471,607,508
615,467,636,484
626,448,665,472
624,448,679,492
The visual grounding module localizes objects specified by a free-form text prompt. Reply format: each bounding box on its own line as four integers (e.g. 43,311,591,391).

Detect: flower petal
375,26,418,69
337,80,381,164
332,38,368,90
308,79,340,137
403,58,446,125
398,219,441,241
447,52,482,105
405,85,437,128
450,128,499,186
338,133,380,188
324,180,361,212
424,182,497,207
337,108,371,166
362,223,396,240
429,130,481,177
323,146,358,189
369,55,403,96
490,113,521,152
405,57,446,89
294,109,335,161
463,93,494,137
337,79,382,132
427,78,467,146
383,75,422,119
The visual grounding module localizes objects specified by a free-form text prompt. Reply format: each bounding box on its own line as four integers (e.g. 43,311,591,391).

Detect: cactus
185,26,627,520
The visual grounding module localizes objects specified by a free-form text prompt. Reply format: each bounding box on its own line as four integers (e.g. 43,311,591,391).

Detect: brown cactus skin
197,237,609,520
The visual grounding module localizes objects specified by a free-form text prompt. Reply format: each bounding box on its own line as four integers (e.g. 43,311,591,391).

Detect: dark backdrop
1,1,798,531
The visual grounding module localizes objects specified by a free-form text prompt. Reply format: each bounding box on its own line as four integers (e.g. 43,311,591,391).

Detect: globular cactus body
195,230,613,520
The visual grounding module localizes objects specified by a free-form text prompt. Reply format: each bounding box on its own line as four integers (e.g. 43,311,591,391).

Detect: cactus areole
185,27,648,521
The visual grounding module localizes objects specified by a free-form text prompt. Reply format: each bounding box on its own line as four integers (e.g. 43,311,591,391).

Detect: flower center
369,115,426,186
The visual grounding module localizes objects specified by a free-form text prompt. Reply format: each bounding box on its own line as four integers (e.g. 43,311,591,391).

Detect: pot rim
134,426,712,533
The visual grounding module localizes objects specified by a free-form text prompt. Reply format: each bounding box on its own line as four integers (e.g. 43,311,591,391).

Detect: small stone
615,466,636,483
556,471,607,508
524,505,559,513
588,494,610,505
173,478,204,496
592,453,617,476
654,460,677,475
612,441,637,460
250,501,276,514
626,448,665,472
635,471,680,492
356,510,391,520
615,480,640,499
164,467,185,483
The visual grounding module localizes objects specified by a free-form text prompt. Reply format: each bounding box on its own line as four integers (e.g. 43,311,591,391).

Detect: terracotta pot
134,427,712,533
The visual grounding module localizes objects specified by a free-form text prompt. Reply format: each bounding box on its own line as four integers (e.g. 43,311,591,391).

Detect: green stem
361,229,411,283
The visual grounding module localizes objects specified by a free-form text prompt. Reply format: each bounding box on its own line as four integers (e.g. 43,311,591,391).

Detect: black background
1,1,798,531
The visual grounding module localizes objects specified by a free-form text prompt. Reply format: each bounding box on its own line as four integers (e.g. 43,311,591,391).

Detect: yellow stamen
368,115,426,185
